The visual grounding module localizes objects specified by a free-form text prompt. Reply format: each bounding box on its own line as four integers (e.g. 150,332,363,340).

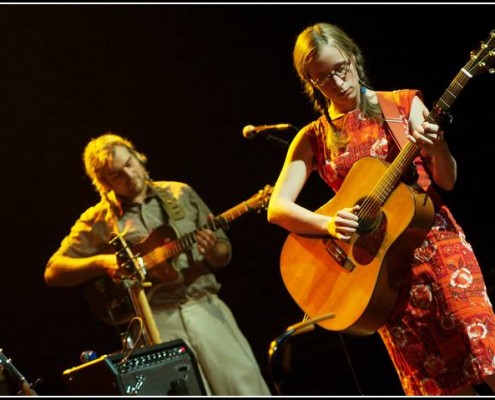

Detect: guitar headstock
245,184,274,213
466,29,495,77
109,233,147,284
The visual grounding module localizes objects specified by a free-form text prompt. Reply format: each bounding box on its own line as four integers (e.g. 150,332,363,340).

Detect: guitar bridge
324,238,355,272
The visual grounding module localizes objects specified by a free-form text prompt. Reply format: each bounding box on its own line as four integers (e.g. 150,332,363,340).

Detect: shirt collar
110,183,155,216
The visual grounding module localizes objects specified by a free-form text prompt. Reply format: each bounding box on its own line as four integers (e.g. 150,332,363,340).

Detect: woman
267,22,495,395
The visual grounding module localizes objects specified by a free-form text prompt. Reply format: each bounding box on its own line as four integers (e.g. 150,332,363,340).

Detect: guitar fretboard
168,201,256,257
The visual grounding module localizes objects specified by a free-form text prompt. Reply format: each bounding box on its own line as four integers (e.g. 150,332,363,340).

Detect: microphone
242,123,295,139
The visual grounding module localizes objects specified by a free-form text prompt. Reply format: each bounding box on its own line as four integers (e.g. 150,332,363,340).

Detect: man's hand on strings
196,229,218,255
196,214,219,255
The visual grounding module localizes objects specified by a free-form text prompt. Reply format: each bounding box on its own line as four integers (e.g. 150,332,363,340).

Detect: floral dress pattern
305,89,495,395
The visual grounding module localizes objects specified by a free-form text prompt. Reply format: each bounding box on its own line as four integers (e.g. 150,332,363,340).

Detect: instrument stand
109,233,162,347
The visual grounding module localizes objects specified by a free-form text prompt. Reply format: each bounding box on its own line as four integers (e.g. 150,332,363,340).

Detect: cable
118,317,144,365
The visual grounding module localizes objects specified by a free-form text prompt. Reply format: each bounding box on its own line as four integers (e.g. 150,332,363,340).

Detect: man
45,132,271,396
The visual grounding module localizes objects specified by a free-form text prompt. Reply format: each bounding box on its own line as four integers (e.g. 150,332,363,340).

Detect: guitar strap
377,90,421,185
153,185,185,221
376,91,409,150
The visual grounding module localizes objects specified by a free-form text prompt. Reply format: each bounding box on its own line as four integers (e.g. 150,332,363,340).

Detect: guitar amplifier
63,339,206,395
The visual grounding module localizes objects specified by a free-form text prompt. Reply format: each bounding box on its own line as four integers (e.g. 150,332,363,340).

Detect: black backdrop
0,3,493,396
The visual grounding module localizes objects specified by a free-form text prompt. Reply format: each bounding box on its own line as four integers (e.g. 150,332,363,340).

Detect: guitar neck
168,200,254,258
130,185,272,263
373,64,476,205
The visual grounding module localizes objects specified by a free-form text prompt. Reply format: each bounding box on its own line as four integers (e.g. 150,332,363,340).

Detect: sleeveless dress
305,89,495,395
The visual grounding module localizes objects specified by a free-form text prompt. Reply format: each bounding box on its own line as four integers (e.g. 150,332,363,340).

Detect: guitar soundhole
353,214,387,265
356,196,383,234
352,196,387,265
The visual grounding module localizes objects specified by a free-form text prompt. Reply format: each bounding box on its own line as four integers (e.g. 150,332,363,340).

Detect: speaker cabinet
63,339,206,395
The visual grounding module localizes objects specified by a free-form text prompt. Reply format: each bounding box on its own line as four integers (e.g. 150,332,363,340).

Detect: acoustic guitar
84,184,273,326
280,31,495,336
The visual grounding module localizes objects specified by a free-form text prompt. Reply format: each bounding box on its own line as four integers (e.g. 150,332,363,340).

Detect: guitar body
280,157,435,335
83,225,180,326
132,225,182,283
83,275,135,326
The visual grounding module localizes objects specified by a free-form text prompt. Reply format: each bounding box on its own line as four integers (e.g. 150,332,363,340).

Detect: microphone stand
265,124,299,148
267,313,335,395
265,134,289,148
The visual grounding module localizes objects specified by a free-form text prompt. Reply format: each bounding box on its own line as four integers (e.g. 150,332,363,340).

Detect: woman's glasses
310,61,351,87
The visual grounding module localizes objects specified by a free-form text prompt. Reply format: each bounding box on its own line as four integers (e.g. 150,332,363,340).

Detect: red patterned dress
305,89,495,395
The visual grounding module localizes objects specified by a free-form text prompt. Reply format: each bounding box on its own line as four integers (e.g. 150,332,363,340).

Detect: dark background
0,3,493,396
